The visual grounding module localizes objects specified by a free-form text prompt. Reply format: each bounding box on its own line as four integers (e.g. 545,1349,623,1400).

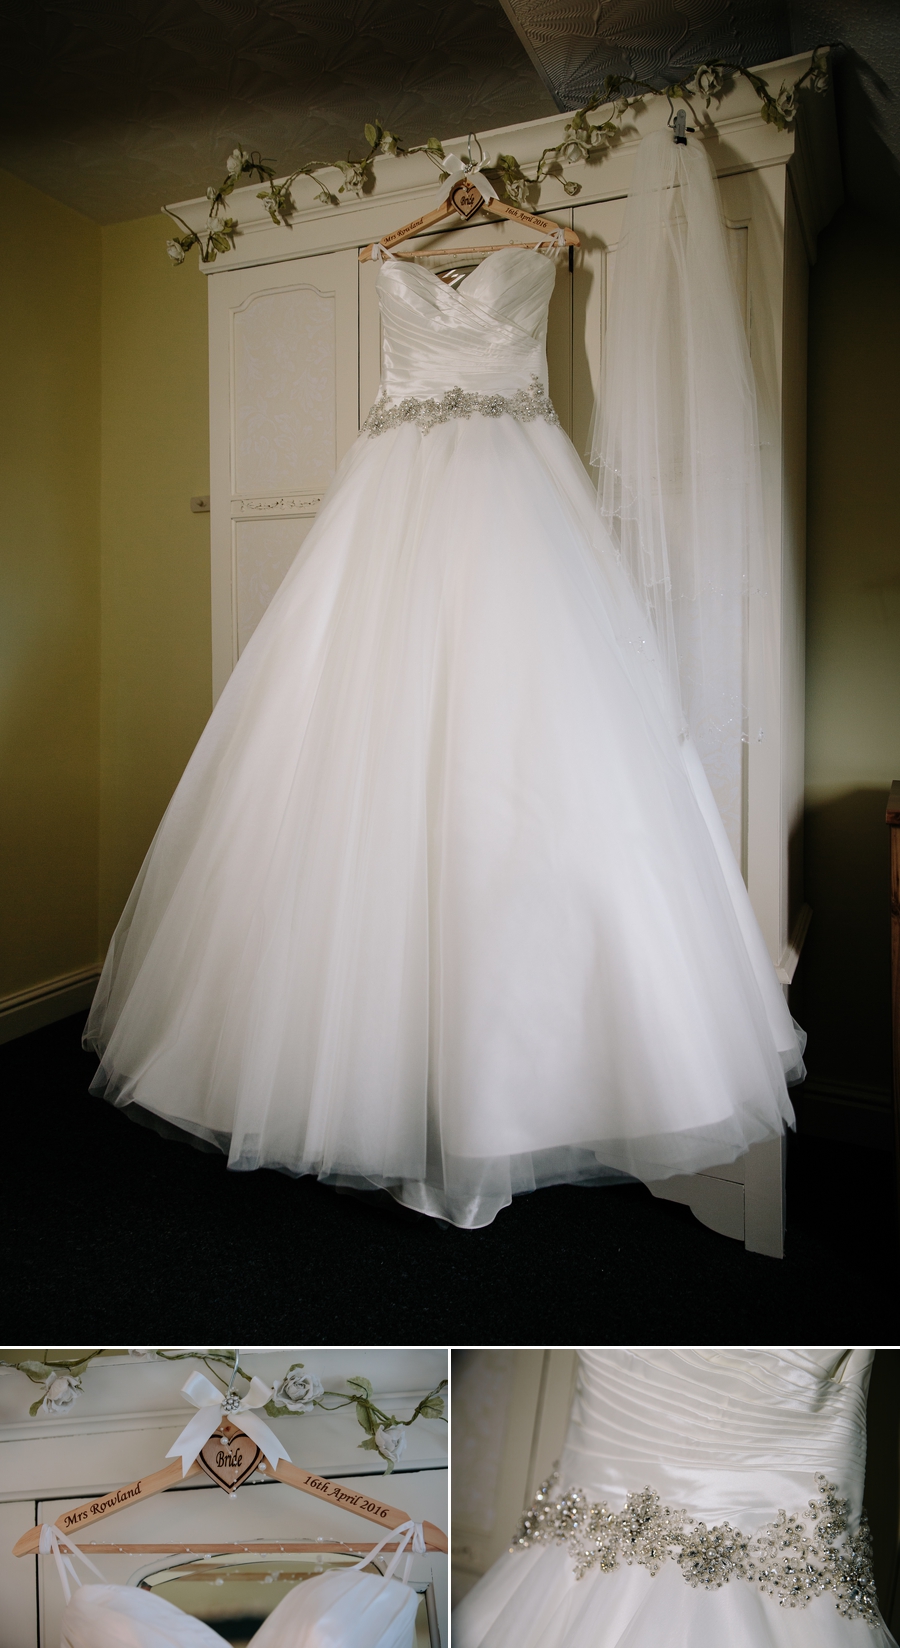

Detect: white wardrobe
172,52,840,1256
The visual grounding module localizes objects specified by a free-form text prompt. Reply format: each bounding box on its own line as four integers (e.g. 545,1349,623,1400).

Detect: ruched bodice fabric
560,1347,874,1532
377,248,555,402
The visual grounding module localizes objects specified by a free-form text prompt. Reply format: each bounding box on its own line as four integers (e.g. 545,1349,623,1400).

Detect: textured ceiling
499,0,900,220
0,1,556,223
498,0,792,109
1,1,898,226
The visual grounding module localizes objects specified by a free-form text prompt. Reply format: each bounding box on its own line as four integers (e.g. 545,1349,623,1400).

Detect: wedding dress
453,1347,895,1648
45,1524,419,1648
59,1572,418,1648
85,240,805,1229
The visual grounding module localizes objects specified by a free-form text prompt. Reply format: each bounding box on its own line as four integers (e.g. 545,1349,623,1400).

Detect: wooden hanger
359,174,578,263
13,1419,447,1558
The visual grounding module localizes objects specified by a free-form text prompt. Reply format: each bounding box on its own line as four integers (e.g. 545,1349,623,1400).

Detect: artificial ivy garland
162,51,832,267
0,1348,446,1473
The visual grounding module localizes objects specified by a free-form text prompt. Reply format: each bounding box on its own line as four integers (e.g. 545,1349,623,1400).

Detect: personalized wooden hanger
13,1418,447,1556
359,135,579,263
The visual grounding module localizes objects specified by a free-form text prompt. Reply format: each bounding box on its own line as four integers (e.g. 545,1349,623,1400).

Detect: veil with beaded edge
591,127,768,859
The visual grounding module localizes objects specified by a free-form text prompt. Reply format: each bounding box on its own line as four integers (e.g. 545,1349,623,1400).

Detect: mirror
139,1550,439,1648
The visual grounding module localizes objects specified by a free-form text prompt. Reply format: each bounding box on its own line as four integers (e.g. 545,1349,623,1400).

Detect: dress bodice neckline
373,243,557,405
57,1564,420,1648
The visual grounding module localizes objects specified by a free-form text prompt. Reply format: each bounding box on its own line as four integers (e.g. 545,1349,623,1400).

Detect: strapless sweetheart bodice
558,1346,874,1532
59,1568,419,1648
376,246,557,402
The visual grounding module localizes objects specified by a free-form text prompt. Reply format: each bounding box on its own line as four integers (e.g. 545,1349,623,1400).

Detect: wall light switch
190,495,210,513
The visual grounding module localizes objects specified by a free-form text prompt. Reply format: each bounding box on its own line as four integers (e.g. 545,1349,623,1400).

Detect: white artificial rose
166,240,186,264
226,148,248,178
375,1425,407,1466
39,1375,82,1415
275,1369,324,1412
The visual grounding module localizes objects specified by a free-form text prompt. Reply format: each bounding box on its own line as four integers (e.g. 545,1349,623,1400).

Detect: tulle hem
87,1058,792,1230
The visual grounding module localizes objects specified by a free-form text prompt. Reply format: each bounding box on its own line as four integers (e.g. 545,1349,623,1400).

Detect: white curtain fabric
592,128,767,858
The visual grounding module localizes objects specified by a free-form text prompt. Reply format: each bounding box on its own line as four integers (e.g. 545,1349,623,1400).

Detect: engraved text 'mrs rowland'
60,1481,145,1530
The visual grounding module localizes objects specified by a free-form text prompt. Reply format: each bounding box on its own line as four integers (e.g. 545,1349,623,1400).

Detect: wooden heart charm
197,1425,263,1493
448,178,485,221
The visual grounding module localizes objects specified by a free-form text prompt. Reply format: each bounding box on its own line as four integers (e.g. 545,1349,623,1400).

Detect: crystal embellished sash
512,1473,879,1624
362,376,560,437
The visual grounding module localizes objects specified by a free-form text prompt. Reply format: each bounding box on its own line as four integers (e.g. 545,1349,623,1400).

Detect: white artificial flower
166,240,186,264
274,1369,324,1412
127,1348,158,1361
226,148,249,178
39,1375,82,1416
375,1425,407,1466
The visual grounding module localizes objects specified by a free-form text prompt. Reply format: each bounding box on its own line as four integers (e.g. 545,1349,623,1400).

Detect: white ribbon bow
39,1523,105,1604
353,1518,427,1585
370,242,397,262
436,152,498,209
166,1372,291,1476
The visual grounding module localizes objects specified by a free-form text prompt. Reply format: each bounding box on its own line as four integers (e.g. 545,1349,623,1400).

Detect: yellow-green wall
793,205,900,1129
99,214,211,942
0,182,211,1027
0,171,100,1001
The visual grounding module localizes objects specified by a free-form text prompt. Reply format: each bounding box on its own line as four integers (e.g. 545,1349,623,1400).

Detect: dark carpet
3,1012,897,1343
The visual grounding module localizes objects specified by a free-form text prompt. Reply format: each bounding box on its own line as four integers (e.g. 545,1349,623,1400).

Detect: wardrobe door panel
0,1500,37,1648
208,250,360,699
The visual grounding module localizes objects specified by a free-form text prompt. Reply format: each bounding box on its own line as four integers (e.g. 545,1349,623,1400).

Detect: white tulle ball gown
453,1347,895,1648
85,242,804,1229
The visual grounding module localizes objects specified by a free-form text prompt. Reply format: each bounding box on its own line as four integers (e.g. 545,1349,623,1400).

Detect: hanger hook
225,1348,240,1404
465,131,485,172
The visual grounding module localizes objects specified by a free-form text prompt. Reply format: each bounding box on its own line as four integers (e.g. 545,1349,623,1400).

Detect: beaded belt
361,375,559,437
512,1472,879,1624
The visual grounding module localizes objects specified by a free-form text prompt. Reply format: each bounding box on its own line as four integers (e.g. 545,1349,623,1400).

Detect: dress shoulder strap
39,1523,106,1603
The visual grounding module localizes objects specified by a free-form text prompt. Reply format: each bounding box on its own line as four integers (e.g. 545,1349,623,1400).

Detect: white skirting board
0,966,100,1046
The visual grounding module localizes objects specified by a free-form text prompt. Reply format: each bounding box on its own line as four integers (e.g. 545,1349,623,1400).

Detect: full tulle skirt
85,410,803,1228
452,1544,896,1648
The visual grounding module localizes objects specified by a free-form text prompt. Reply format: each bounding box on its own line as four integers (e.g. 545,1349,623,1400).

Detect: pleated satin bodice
376,247,556,402
59,1569,419,1648
558,1347,874,1533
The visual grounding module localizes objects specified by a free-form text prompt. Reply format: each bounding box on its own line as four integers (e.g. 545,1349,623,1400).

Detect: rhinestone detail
362,375,560,437
512,1472,879,1624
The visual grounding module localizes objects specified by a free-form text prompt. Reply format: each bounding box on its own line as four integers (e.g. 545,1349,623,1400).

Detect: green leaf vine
0,1349,446,1472
162,50,834,266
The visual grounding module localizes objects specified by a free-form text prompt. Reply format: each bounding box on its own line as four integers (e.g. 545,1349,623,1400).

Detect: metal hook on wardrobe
667,101,694,144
